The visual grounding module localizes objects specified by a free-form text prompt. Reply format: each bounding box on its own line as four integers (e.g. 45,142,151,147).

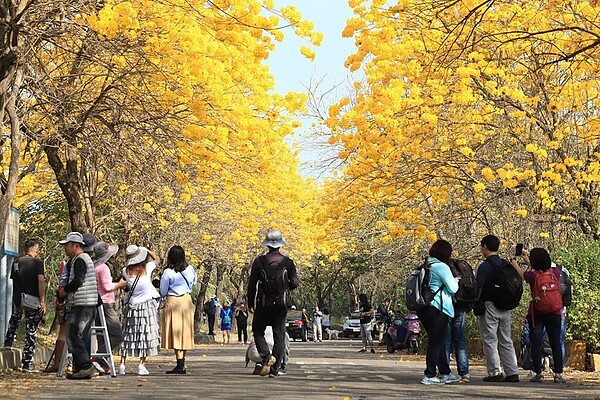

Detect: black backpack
557,265,573,307
486,257,523,310
448,258,480,311
258,255,290,308
405,259,443,311
202,300,213,314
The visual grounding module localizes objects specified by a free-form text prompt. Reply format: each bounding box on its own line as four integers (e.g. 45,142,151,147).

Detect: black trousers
252,305,287,373
528,312,563,374
417,305,450,378
208,314,216,335
237,324,248,342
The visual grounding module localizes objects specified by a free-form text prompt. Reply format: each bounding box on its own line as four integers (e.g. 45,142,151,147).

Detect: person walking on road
247,230,299,377
160,245,197,374
4,238,46,372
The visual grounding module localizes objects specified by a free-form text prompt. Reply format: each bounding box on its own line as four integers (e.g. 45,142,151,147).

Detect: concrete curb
0,345,53,370
195,334,217,344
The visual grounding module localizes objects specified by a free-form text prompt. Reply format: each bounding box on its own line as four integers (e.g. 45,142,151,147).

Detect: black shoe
503,374,519,382
166,367,187,374
358,349,367,353
277,369,288,376
483,373,505,382
370,349,376,354
252,363,262,375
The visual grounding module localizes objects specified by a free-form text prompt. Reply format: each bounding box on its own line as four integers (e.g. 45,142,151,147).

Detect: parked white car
343,311,379,338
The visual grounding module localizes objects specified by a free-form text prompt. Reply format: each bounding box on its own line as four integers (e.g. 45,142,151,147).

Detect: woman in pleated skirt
119,245,161,375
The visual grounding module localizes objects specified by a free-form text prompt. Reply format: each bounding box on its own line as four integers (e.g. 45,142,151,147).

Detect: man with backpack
446,259,480,384
203,296,218,336
475,235,521,383
247,230,299,377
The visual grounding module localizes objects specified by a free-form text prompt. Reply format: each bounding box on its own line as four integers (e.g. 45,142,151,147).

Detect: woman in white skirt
119,245,161,375
160,245,197,374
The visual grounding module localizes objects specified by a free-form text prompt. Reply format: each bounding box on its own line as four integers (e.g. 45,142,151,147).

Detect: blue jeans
66,306,96,372
445,306,469,376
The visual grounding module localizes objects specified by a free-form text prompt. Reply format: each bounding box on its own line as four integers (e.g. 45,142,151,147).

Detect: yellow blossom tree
326,0,600,248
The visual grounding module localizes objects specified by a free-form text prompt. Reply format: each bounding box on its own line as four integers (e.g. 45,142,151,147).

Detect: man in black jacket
247,230,299,377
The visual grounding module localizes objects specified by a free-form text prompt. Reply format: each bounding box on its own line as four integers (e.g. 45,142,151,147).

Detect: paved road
3,339,600,399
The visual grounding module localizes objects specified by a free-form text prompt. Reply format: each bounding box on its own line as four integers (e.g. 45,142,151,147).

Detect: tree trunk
0,1,26,241
216,261,225,302
194,260,214,332
44,141,88,232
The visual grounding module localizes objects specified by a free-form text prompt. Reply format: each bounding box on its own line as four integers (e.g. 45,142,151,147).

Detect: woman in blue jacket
417,239,460,385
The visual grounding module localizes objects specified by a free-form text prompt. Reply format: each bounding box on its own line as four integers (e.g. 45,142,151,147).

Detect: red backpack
532,269,563,314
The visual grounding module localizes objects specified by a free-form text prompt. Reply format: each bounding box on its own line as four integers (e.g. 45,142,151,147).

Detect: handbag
15,258,41,312
21,292,41,312
122,274,140,316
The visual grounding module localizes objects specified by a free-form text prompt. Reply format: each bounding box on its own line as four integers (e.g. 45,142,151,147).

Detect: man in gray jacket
58,232,98,379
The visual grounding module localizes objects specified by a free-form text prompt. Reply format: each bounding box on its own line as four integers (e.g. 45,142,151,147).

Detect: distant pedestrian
160,245,197,374
247,230,299,377
92,241,127,372
357,293,375,354
119,245,161,376
312,306,323,342
235,303,249,344
377,298,393,344
58,232,99,380
204,296,219,336
4,238,46,373
322,308,331,333
220,299,236,344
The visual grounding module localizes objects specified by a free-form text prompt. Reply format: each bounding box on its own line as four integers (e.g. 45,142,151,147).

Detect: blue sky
265,1,357,177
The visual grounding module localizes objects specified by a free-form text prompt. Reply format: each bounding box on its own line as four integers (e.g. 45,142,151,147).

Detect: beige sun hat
125,244,148,266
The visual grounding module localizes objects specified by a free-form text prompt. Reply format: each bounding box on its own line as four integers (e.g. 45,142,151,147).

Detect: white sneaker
440,373,461,384
138,364,149,375
421,375,445,385
118,363,126,375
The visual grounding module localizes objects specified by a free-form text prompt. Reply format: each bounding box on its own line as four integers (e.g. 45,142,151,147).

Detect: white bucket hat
93,242,119,266
125,244,148,266
261,230,286,248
